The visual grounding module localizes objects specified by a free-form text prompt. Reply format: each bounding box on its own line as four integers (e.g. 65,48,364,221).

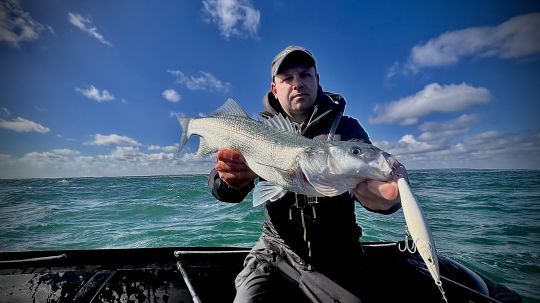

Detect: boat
0,241,521,302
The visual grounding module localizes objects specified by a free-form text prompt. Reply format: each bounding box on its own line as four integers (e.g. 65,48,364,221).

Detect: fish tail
178,116,192,151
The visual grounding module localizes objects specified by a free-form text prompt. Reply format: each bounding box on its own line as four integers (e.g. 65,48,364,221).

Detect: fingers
215,148,257,189
353,180,401,212
217,170,256,183
215,158,250,172
215,149,254,175
216,148,246,163
217,169,257,189
366,180,399,201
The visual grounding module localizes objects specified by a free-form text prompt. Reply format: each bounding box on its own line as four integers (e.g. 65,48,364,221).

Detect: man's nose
291,75,303,88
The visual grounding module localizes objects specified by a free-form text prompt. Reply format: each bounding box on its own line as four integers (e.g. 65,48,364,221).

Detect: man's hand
215,149,258,189
352,163,408,212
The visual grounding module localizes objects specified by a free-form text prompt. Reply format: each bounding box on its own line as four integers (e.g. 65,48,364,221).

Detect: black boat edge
0,241,522,303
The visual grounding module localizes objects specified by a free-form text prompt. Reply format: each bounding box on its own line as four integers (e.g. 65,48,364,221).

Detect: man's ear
271,82,277,98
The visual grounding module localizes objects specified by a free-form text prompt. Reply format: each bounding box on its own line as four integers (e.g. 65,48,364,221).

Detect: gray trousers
233,237,361,303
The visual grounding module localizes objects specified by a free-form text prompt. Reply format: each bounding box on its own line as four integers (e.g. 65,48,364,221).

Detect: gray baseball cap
271,46,316,78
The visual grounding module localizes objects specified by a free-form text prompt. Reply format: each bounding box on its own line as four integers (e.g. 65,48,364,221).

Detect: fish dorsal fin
212,98,250,117
261,113,301,134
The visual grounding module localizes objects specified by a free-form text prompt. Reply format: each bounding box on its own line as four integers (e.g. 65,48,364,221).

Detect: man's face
272,65,319,123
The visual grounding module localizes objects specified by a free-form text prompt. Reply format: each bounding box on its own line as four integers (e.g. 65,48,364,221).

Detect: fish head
325,142,397,181
298,142,397,196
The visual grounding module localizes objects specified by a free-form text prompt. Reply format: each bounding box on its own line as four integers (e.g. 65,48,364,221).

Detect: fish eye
350,146,362,156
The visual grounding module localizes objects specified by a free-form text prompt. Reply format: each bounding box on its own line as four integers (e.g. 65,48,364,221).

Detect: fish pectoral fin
310,181,340,196
252,181,287,207
299,167,340,197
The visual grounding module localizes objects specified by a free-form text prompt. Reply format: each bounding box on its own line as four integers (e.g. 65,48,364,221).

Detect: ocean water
0,170,538,302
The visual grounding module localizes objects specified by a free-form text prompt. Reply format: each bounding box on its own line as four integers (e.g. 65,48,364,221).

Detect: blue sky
1,0,539,178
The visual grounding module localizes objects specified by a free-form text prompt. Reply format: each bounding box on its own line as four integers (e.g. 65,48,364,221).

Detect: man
208,46,406,302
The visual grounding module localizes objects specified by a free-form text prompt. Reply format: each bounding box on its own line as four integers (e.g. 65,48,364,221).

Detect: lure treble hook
398,229,417,254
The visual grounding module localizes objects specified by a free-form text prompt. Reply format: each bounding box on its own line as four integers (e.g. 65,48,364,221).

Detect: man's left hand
352,163,408,212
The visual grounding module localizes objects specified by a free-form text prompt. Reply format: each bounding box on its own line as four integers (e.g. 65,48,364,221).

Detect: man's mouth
291,93,308,99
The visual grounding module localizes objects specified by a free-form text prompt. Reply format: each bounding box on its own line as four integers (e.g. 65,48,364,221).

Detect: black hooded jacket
208,87,374,267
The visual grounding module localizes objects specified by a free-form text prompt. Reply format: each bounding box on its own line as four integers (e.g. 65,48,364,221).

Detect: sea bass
178,99,397,206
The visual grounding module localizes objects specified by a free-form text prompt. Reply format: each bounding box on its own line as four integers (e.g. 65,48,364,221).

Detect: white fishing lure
397,177,447,302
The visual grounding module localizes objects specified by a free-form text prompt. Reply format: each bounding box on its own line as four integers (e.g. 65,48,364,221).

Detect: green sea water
0,170,539,302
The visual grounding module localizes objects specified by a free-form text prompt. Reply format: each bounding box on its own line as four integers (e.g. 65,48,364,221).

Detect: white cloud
1,107,10,116
0,0,52,47
418,114,480,143
375,114,481,156
0,154,11,161
51,149,81,156
375,134,443,156
76,85,115,102
91,134,141,146
106,146,143,161
19,149,81,162
0,117,50,133
369,83,490,125
162,89,181,103
148,144,178,152
389,13,540,77
167,70,231,92
68,12,112,46
202,0,260,39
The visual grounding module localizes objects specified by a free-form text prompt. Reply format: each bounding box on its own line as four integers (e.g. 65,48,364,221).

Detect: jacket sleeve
358,200,402,215
208,168,255,203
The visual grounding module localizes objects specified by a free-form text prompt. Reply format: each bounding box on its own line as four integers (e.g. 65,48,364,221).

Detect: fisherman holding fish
206,46,409,302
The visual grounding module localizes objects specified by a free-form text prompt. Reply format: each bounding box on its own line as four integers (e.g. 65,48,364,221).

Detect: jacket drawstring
290,105,342,260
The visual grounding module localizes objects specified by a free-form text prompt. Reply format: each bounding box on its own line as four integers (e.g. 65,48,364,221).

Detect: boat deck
0,242,521,302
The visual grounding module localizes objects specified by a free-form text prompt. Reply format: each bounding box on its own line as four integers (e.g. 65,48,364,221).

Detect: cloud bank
0,146,214,179
388,13,540,77
372,110,540,169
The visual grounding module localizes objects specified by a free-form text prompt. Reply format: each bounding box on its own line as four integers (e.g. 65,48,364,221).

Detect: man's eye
282,76,292,82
